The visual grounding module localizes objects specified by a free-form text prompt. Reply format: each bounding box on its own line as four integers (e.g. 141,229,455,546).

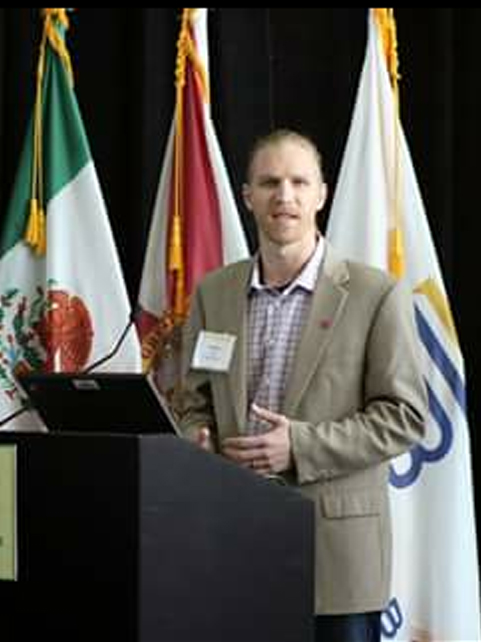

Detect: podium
0,432,314,642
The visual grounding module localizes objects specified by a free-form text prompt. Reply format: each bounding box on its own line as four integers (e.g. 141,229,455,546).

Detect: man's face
243,139,327,248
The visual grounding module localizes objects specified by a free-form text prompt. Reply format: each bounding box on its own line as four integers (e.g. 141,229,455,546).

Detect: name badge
192,330,236,372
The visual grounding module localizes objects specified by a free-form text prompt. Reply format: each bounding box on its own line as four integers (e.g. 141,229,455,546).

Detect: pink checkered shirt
246,238,325,434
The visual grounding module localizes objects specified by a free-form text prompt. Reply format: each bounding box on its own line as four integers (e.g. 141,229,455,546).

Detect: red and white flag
136,8,249,404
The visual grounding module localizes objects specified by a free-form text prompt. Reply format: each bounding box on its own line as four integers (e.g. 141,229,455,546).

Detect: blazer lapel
283,246,350,415
215,261,252,432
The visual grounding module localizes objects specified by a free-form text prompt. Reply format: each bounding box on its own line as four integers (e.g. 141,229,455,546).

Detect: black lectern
0,432,314,642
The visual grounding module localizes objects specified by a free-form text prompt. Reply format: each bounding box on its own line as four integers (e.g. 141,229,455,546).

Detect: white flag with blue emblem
327,9,480,642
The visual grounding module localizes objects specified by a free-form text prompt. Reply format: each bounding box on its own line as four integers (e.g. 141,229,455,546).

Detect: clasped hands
195,403,292,477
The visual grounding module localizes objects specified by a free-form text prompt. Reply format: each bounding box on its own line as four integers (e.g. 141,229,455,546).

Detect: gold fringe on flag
24,8,74,256
169,8,210,319
373,8,405,278
373,8,400,94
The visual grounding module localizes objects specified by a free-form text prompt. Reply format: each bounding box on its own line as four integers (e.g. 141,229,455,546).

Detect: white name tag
192,330,236,372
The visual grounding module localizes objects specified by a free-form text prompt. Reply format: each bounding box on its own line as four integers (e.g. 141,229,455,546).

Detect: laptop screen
17,372,179,435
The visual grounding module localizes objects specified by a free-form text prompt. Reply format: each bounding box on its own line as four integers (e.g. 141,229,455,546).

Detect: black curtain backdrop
1,8,480,531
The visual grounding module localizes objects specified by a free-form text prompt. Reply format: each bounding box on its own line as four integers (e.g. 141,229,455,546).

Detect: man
179,129,426,641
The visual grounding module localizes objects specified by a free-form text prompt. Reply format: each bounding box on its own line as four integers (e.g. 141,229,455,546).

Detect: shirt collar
250,236,325,294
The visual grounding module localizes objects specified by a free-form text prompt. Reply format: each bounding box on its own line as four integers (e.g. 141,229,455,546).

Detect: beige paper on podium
0,445,17,580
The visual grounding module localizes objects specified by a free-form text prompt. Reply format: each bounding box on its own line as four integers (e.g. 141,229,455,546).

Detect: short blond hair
246,128,324,183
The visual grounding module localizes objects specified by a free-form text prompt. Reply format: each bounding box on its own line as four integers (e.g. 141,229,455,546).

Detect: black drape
0,8,480,528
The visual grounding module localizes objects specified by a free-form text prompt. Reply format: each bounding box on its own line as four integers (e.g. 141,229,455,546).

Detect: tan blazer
180,243,426,615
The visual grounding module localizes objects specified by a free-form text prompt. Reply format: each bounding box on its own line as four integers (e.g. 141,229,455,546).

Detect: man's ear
318,182,328,211
242,183,253,211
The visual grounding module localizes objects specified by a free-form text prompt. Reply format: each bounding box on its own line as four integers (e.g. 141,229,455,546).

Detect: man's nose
275,179,294,202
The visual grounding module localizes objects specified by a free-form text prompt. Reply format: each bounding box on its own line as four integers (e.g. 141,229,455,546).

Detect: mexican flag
0,10,141,431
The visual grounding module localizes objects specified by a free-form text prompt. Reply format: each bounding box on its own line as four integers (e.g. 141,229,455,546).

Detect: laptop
18,372,180,435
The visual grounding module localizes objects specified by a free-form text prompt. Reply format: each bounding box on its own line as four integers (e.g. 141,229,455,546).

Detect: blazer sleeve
290,278,427,484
